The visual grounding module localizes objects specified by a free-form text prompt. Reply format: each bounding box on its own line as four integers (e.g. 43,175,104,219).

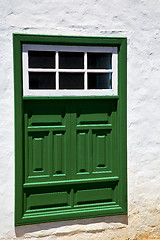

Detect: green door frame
13,33,127,226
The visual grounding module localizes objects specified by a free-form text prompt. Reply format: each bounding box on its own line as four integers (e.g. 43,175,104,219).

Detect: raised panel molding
77,131,89,173
33,137,43,172
27,191,69,211
29,114,62,126
92,129,112,173
28,131,50,178
52,131,66,175
75,188,113,205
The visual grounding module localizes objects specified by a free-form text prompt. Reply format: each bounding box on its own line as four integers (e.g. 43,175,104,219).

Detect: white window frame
22,44,118,96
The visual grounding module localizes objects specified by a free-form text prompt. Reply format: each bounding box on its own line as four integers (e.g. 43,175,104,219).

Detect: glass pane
59,52,84,69
59,73,84,89
87,53,112,69
29,72,55,89
88,73,112,89
29,51,55,68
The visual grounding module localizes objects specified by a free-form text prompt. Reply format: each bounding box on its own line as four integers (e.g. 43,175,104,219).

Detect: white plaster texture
0,0,160,239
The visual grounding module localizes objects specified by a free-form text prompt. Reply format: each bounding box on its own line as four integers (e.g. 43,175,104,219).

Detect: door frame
13,33,127,226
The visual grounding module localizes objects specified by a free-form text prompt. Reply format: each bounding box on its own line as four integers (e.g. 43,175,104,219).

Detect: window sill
23,95,119,100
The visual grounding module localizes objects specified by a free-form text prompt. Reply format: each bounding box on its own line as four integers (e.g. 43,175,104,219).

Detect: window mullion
112,48,118,95
56,50,59,90
23,48,29,96
84,51,87,90
58,69,85,73
87,69,113,73
28,68,56,72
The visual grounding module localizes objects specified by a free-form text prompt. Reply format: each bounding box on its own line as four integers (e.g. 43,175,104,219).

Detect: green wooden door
23,99,120,220
14,34,127,226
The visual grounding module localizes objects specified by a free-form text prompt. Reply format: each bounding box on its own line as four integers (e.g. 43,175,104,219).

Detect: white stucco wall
0,0,160,239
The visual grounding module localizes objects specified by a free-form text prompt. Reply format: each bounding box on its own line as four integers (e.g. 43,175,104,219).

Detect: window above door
23,45,118,96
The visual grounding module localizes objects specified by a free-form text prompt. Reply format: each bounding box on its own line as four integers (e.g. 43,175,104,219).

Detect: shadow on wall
15,215,128,237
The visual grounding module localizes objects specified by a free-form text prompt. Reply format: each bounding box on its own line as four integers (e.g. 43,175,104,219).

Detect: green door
14,34,127,226
23,98,120,219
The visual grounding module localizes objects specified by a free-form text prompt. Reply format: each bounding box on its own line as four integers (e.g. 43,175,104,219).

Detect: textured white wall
0,0,160,239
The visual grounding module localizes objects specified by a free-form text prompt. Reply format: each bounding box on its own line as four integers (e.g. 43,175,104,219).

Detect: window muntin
23,45,118,96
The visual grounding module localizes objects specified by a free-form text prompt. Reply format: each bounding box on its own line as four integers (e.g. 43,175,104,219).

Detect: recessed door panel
52,130,67,176
28,131,50,178
77,130,89,174
92,129,112,173
75,188,113,205
27,191,69,211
